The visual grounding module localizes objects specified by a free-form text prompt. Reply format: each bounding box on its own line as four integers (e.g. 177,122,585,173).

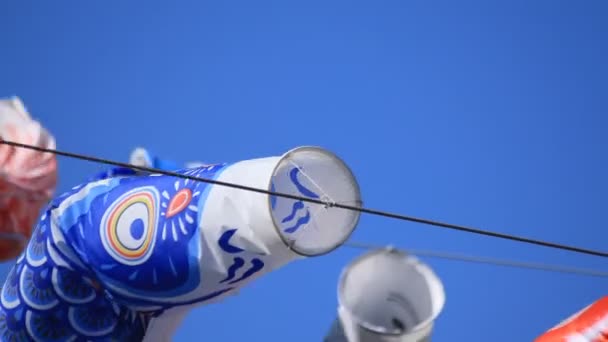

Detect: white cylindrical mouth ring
267,146,362,257
337,248,446,336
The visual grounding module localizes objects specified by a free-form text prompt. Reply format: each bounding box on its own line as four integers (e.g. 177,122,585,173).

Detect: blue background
1,1,607,340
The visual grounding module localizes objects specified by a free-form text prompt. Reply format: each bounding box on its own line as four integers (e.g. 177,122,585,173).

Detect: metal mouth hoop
336,248,445,337
266,146,363,258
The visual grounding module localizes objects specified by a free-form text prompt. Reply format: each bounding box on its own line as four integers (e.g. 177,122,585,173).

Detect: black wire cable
344,242,608,278
3,139,608,258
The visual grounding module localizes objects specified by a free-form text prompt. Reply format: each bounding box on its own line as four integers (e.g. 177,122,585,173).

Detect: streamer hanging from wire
2,139,608,259
0,99,57,262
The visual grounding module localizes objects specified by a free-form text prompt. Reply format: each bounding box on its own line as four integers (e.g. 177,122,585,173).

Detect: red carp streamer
536,297,608,342
0,97,57,261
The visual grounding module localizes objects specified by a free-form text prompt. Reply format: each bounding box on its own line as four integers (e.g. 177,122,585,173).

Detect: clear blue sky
1,1,607,340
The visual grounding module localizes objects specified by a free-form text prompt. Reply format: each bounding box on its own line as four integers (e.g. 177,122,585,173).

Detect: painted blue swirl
276,167,322,235
220,257,245,284
227,258,265,285
289,168,320,198
283,210,311,234
218,229,245,254
282,201,305,223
